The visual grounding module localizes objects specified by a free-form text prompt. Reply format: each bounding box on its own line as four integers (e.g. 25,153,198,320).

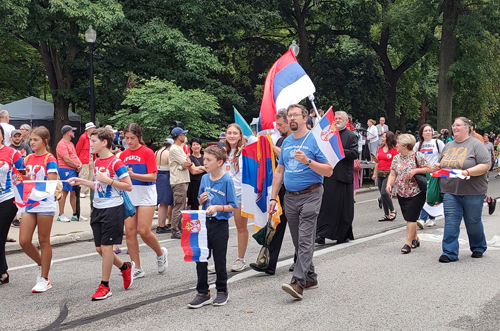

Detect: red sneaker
91,284,112,301
121,261,135,290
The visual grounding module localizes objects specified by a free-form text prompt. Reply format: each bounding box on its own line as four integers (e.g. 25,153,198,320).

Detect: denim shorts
236,195,241,205
25,211,55,216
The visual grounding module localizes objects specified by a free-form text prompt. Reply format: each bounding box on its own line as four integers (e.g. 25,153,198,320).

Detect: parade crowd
0,105,497,307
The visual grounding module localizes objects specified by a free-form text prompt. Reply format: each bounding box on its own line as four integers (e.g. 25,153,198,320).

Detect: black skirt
397,192,426,222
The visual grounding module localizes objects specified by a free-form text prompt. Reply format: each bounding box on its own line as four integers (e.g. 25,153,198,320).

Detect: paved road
3,175,500,330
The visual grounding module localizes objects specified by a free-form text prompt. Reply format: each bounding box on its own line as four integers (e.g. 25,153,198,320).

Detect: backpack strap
435,139,440,154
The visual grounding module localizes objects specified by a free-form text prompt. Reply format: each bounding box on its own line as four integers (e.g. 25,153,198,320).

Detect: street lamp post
85,26,97,123
290,40,300,57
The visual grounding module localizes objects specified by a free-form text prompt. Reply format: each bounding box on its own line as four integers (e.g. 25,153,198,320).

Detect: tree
111,77,220,142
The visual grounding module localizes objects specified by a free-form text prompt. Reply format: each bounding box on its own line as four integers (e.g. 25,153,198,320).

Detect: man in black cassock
316,111,359,245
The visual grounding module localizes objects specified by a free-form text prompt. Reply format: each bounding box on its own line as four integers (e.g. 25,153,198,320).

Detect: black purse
414,154,427,193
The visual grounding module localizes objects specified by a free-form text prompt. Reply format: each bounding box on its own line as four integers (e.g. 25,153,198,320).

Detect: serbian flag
259,49,316,132
180,211,209,262
311,107,345,169
241,134,282,230
12,178,58,213
431,168,466,179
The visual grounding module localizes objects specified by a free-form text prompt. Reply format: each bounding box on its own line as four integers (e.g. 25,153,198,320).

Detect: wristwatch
307,159,312,166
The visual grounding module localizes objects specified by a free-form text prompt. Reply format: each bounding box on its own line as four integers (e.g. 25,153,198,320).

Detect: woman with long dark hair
372,131,398,221
120,123,167,279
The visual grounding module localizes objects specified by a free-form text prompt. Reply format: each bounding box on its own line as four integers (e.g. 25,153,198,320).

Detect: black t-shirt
12,142,32,157
189,154,206,182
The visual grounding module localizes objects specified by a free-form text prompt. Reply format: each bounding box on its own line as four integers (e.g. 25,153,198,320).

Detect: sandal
401,244,411,254
387,210,397,221
6,237,16,243
378,215,390,222
411,238,420,249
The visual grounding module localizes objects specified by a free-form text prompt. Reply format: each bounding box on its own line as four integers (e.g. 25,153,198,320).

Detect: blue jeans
442,193,487,260
419,208,435,221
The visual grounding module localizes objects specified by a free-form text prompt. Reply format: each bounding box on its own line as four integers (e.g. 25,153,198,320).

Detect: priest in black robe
316,111,359,244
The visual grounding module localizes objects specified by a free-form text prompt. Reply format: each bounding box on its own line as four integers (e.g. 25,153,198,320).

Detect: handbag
426,172,442,206
413,154,427,193
121,191,136,219
354,159,362,171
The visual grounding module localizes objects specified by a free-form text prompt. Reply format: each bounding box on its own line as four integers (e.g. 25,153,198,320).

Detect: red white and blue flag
431,168,466,179
241,135,282,229
259,49,316,132
12,168,58,213
311,107,345,169
180,211,209,262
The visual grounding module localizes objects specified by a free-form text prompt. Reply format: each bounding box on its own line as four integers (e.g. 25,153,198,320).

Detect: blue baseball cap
171,127,188,138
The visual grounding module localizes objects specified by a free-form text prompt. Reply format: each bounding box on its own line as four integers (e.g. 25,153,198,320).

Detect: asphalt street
3,174,500,331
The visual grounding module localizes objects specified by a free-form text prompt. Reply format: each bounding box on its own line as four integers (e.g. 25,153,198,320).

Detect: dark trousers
0,198,18,274
196,218,229,294
377,176,394,215
266,186,289,273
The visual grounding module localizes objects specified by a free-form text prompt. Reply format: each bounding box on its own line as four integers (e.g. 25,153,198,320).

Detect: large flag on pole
259,49,316,132
311,107,345,169
241,134,282,230
233,106,253,137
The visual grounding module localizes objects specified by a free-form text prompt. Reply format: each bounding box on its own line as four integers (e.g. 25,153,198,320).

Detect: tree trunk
419,97,429,128
293,0,313,74
399,106,406,133
384,74,397,132
437,0,459,131
52,99,71,153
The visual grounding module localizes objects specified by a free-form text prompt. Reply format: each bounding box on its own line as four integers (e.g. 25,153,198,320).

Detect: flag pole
308,94,321,119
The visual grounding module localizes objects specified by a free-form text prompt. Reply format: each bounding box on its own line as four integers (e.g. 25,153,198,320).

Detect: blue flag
233,106,253,137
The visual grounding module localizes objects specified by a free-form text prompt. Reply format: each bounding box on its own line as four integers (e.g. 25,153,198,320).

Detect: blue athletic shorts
58,168,77,191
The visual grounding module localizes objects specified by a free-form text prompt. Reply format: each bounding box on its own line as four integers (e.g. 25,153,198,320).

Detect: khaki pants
79,163,93,194
171,183,188,234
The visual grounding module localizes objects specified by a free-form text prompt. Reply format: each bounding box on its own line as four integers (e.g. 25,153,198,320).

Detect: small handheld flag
311,107,345,169
180,211,209,262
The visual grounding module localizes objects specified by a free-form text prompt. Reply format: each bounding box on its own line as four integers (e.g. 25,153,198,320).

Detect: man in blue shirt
268,104,333,300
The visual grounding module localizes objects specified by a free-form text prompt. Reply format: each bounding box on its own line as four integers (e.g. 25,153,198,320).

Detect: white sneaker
426,220,436,227
416,219,425,229
207,264,216,274
57,214,70,222
133,268,145,279
32,277,52,293
157,247,168,274
80,193,86,198
153,211,158,219
79,215,88,222
231,258,246,272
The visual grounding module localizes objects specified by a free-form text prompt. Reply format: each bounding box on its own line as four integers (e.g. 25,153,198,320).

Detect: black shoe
171,232,182,239
488,198,496,215
439,255,457,263
187,293,211,309
165,224,172,233
249,263,275,275
288,263,295,272
378,197,382,209
11,219,20,227
315,236,325,245
156,226,168,234
212,291,229,306
471,251,483,258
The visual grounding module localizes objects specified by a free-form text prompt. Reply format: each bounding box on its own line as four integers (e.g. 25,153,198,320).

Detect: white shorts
129,185,157,207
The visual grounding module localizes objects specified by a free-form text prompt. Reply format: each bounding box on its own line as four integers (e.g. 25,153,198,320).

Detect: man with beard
250,109,294,275
56,125,84,222
268,104,332,300
10,129,32,157
316,111,359,245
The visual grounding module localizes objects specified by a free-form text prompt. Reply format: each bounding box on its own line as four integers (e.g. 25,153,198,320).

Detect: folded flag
180,211,209,262
431,168,467,179
259,49,316,132
311,107,345,169
241,134,282,230
12,177,58,213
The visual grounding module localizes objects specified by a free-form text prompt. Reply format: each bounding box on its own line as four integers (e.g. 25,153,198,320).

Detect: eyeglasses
288,113,304,119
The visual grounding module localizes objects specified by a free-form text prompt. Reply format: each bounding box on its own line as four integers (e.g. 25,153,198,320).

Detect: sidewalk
5,186,378,253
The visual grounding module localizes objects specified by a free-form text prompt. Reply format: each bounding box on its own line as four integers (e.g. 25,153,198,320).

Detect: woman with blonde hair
224,123,248,272
386,134,432,254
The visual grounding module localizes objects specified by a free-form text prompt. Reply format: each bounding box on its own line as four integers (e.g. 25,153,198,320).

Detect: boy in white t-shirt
70,128,135,301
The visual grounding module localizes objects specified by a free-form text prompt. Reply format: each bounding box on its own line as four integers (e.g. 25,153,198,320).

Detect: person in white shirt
366,119,379,162
0,110,16,147
376,117,389,146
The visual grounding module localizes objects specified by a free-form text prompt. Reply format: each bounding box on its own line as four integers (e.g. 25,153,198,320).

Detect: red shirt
76,132,92,164
56,139,80,169
377,146,398,171
119,145,157,186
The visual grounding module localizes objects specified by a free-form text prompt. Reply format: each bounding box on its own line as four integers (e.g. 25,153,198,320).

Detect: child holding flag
69,128,134,301
187,145,238,309
18,127,58,293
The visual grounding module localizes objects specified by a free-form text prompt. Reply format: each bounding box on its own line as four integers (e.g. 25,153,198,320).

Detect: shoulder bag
413,153,427,193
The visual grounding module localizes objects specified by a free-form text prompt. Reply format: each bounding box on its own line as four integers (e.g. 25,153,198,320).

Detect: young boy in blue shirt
187,145,238,309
